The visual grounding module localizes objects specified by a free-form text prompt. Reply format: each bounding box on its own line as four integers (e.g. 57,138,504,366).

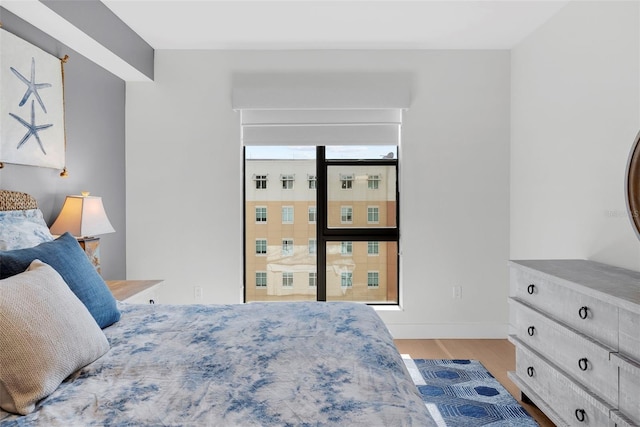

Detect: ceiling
102,0,570,50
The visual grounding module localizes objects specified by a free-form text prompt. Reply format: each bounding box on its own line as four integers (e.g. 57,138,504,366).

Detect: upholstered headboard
0,190,38,211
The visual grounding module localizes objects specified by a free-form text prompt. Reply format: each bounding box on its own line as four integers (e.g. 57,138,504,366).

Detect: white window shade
233,73,409,146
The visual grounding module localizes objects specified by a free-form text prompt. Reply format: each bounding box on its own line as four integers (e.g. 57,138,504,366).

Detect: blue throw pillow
0,232,120,328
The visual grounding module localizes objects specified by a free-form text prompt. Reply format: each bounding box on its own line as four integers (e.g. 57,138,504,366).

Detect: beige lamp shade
50,193,115,238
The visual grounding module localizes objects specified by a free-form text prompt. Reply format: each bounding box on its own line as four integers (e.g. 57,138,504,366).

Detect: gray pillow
0,260,110,415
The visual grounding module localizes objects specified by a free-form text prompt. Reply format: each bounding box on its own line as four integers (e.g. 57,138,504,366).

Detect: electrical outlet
194,286,203,300
452,286,462,299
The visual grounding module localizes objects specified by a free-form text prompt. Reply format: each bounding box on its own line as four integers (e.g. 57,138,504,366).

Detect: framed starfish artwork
0,28,66,169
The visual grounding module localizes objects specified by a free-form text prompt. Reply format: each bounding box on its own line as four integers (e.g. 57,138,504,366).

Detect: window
255,239,267,255
340,206,353,223
340,174,353,189
255,206,267,223
308,175,317,189
367,206,379,224
245,145,399,305
368,175,380,189
254,175,268,189
341,272,353,288
256,272,267,288
368,241,379,256
282,206,294,223
367,271,379,288
281,174,294,189
282,239,294,256
282,272,293,288
341,241,353,256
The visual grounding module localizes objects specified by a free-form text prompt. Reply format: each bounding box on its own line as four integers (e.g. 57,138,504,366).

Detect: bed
0,190,434,426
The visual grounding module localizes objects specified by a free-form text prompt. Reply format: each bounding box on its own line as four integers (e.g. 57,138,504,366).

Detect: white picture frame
0,28,65,169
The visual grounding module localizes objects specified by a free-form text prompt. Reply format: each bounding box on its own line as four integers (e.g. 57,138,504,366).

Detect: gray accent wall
0,7,127,279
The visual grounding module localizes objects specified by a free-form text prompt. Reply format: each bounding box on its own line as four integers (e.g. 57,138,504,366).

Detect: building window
255,207,267,223
256,272,267,288
367,206,379,223
309,272,317,288
281,174,294,189
282,272,294,287
341,272,353,288
367,271,379,288
255,239,267,255
309,239,317,254
341,241,353,256
308,206,317,223
368,241,379,256
308,175,317,189
340,174,353,189
282,206,294,223
282,239,294,256
254,174,268,189
368,175,380,189
340,206,353,223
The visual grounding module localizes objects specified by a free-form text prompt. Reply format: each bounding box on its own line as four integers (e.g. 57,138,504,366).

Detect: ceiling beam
0,0,152,82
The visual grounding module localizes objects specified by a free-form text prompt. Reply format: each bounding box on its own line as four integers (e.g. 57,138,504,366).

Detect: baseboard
386,322,509,339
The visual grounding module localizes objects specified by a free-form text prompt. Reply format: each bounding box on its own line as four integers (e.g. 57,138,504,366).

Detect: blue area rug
404,358,538,426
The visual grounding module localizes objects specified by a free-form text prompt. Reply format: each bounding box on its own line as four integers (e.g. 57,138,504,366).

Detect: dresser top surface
510,259,640,310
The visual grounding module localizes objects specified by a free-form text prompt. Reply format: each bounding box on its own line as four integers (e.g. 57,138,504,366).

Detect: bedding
0,301,435,426
0,190,433,426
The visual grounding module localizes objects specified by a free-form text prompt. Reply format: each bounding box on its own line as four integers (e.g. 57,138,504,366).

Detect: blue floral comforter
0,302,434,426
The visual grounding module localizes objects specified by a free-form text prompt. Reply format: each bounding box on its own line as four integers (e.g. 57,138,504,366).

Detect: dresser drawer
510,266,619,349
124,284,162,304
511,298,618,405
611,353,640,424
619,309,640,359
514,341,614,427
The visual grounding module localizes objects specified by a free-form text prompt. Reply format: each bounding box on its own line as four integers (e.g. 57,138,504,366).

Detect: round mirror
626,130,640,239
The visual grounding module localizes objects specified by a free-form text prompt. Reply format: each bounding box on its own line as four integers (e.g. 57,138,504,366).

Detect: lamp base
77,237,101,275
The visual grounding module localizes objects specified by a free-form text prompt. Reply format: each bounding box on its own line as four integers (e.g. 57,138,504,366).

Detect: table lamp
50,191,115,274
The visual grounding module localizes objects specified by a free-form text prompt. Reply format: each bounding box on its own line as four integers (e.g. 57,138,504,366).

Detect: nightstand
106,280,164,304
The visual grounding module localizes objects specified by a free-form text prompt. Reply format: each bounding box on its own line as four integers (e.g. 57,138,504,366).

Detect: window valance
232,73,410,146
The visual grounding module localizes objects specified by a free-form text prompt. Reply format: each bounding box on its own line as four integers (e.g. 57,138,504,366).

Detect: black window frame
243,146,400,305
315,146,399,303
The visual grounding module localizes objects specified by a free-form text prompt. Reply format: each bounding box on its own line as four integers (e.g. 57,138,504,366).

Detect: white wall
126,50,510,338
511,1,640,270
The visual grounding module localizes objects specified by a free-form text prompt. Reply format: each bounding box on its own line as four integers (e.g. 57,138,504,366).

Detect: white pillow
0,209,53,250
0,260,110,415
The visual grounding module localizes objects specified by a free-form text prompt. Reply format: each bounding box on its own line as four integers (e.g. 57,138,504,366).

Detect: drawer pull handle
527,284,535,295
526,366,534,377
578,358,589,371
527,326,535,336
578,306,589,319
575,409,586,422
149,299,155,305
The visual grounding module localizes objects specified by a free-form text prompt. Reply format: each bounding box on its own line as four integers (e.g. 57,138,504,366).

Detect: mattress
0,301,434,426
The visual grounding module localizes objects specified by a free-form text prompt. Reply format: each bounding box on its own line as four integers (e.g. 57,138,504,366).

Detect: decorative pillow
0,232,120,328
0,260,110,415
0,209,53,250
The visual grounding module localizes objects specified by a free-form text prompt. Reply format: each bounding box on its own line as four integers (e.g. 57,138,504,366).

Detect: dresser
106,280,164,304
508,260,640,427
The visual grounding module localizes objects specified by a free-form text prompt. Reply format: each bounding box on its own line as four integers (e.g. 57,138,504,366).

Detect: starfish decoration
10,57,52,113
9,100,53,155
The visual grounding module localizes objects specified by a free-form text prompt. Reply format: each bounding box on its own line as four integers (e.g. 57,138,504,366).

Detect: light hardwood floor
394,339,555,427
